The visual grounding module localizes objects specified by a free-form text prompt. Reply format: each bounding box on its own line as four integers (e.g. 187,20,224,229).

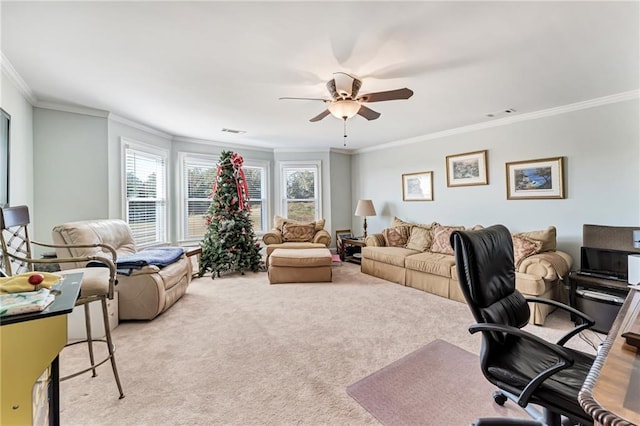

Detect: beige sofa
262,216,331,265
52,219,192,320
361,218,571,325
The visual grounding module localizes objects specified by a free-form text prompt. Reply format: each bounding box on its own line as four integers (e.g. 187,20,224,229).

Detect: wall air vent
221,128,246,134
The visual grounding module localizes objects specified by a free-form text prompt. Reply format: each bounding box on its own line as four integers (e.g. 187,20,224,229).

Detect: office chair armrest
469,322,575,407
525,296,596,346
32,240,117,261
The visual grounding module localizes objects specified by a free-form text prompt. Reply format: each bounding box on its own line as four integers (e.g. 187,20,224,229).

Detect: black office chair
450,225,596,426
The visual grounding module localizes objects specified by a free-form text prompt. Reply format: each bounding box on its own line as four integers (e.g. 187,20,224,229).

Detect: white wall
329,150,352,242
33,107,108,244
1,72,33,209
351,99,640,263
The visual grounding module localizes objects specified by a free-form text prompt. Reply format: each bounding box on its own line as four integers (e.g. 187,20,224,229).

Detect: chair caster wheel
492,391,507,406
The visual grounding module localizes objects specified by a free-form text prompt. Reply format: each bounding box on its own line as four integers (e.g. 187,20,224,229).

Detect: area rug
347,339,529,425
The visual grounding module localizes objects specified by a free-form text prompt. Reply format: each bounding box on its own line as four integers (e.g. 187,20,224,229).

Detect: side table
185,247,202,278
339,237,366,264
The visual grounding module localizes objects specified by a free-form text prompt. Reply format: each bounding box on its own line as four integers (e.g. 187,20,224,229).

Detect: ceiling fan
280,72,414,123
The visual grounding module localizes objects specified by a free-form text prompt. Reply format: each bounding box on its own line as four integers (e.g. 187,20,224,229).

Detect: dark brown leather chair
451,225,596,426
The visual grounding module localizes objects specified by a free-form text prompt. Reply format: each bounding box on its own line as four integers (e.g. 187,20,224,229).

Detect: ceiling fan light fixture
328,100,360,119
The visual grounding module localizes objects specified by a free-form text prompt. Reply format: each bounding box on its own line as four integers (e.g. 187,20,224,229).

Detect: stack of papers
0,288,55,316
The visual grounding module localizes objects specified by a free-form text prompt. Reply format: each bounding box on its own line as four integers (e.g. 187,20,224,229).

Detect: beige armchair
262,216,331,265
52,219,192,320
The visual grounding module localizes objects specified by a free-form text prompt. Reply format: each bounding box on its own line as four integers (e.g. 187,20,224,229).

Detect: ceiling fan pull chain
343,117,348,147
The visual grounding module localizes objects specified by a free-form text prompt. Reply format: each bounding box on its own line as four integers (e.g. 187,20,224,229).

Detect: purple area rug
347,339,529,425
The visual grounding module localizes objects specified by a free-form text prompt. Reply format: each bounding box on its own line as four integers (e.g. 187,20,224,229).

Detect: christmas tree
199,151,262,278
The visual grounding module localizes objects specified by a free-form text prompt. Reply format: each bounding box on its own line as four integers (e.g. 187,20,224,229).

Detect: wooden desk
0,273,81,426
579,289,640,425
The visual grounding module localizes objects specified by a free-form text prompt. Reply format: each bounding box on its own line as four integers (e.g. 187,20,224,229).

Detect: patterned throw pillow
405,227,434,252
512,235,543,267
282,222,316,242
514,226,556,253
383,226,411,247
430,225,464,255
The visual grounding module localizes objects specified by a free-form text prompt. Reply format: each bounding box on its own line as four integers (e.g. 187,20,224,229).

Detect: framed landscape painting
446,150,488,187
506,157,565,200
402,171,433,201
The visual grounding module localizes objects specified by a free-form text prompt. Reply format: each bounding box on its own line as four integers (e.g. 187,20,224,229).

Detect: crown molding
35,101,109,118
355,90,640,154
108,113,172,139
1,52,37,104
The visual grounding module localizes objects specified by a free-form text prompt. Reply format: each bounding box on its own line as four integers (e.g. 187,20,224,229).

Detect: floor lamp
355,199,377,238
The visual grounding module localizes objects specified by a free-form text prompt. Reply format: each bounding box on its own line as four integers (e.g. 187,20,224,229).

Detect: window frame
121,138,169,247
278,160,322,222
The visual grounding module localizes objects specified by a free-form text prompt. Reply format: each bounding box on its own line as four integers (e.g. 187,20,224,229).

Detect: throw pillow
514,226,556,252
274,216,326,233
282,222,316,242
405,226,433,251
390,216,439,231
430,225,464,255
512,235,543,267
383,226,411,247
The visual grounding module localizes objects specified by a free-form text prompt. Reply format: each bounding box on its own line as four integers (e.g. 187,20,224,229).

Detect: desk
579,289,640,425
0,273,81,426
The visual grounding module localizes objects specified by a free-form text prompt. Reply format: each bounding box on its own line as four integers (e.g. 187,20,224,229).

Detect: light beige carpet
59,263,601,425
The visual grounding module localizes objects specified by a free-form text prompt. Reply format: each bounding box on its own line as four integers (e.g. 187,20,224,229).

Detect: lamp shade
355,199,376,217
328,100,361,119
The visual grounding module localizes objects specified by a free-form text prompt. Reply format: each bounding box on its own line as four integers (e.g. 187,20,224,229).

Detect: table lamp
354,199,376,238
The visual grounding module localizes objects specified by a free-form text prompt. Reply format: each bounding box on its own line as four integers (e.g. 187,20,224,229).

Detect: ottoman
268,248,332,284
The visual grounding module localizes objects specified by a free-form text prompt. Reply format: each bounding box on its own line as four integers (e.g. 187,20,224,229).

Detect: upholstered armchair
262,216,331,265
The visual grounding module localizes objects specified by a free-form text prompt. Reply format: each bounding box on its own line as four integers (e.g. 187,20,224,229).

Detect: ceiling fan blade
279,97,329,102
309,109,331,122
357,88,414,103
357,105,381,121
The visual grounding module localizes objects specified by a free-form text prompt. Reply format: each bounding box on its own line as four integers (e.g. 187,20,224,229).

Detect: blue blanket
88,247,185,275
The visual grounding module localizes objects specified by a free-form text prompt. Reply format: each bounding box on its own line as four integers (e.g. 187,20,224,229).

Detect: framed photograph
402,171,433,201
335,229,352,251
446,150,488,187
506,157,565,200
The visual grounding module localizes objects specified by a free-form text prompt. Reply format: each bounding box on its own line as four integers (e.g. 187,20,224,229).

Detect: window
180,154,268,240
123,140,167,246
280,162,321,222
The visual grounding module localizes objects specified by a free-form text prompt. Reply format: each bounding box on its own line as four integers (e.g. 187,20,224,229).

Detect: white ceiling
2,1,639,151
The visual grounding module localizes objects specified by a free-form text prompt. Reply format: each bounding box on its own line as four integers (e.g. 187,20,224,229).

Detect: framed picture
505,157,565,200
402,171,433,201
446,150,488,187
0,108,9,208
335,229,352,250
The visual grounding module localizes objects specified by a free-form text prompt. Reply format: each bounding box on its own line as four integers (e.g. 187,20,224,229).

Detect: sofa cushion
362,246,418,268
383,226,411,247
512,235,543,267
405,251,456,278
282,222,316,242
430,225,464,255
514,226,556,252
405,226,433,251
